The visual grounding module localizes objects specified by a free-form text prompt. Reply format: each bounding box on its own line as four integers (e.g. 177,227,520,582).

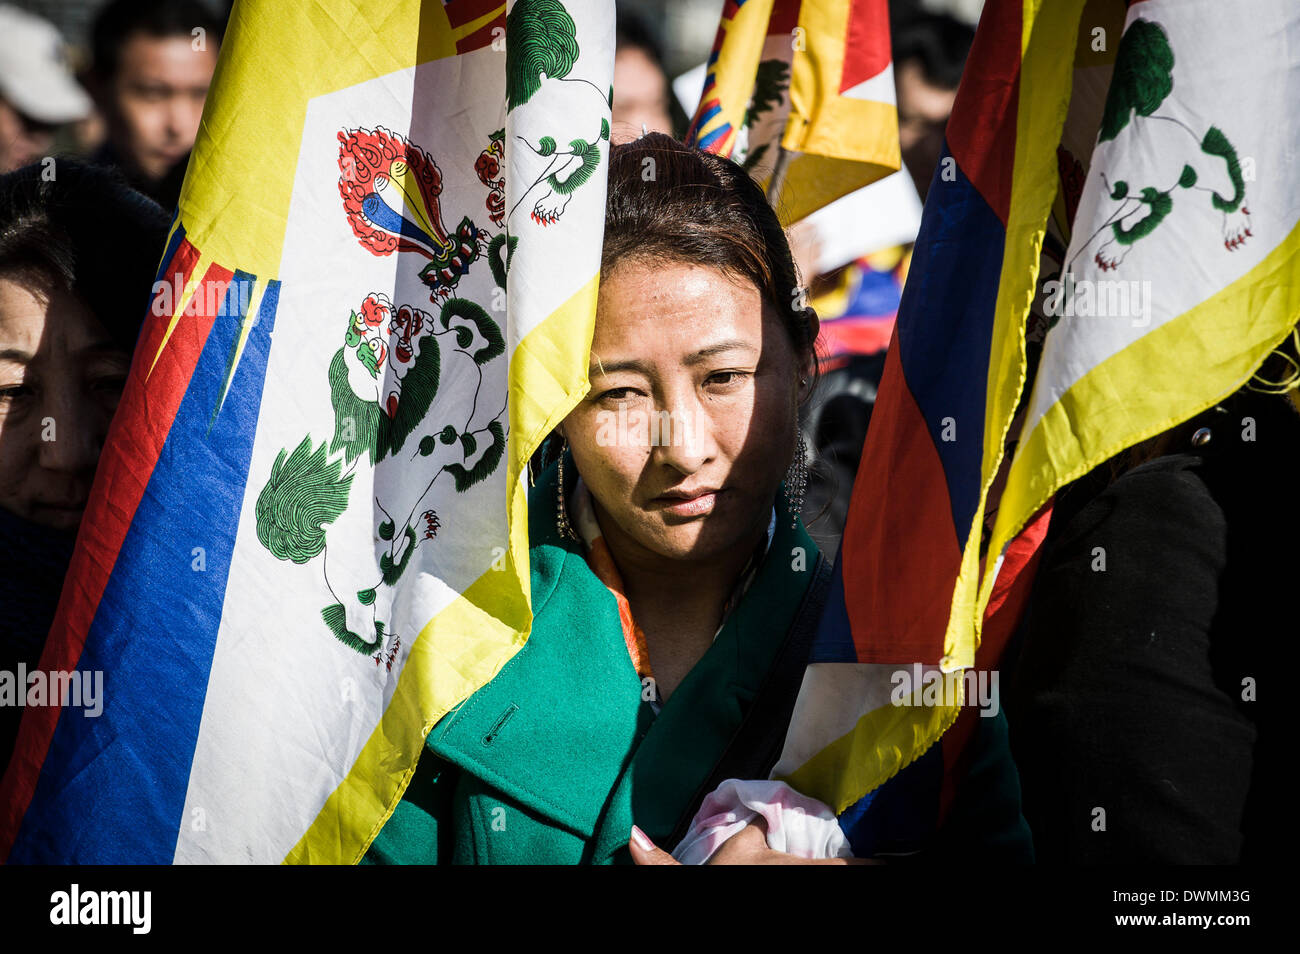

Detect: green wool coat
364,456,821,865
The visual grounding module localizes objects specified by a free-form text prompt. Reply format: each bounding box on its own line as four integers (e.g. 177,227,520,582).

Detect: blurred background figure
0,5,92,173
0,159,168,772
892,7,973,201
612,12,675,142
85,0,223,209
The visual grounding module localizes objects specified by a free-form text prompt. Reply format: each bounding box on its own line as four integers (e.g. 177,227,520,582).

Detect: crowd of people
0,0,1282,864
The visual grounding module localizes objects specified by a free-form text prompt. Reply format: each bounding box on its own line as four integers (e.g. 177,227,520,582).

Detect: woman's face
561,259,813,568
0,273,130,530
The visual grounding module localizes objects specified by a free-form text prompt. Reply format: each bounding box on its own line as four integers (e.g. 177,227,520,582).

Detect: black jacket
1006,389,1295,863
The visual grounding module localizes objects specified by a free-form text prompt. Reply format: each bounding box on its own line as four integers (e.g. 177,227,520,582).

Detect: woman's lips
652,489,723,517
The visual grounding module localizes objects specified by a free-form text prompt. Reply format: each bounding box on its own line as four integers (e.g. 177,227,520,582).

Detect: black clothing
1007,390,1294,863
88,142,187,212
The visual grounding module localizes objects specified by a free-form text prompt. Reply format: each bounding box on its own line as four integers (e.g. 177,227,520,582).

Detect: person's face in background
0,273,130,530
611,45,672,143
0,97,58,174
895,57,958,202
99,31,218,184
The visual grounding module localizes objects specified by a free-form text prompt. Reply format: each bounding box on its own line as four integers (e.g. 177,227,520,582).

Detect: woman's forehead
593,260,776,356
0,277,109,356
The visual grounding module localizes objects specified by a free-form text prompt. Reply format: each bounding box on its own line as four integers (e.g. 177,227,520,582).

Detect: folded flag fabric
684,0,899,225
0,0,614,864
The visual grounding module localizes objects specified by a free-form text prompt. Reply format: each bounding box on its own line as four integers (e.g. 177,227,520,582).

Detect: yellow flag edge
776,0,899,226
988,217,1300,588
780,679,965,814
940,0,1088,674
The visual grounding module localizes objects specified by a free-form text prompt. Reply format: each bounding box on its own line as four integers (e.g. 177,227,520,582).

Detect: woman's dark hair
0,158,170,354
602,132,819,387
892,11,974,91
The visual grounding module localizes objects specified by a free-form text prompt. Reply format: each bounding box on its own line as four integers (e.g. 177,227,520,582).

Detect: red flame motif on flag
338,126,450,260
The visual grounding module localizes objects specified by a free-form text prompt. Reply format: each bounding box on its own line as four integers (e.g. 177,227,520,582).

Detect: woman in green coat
365,133,1030,865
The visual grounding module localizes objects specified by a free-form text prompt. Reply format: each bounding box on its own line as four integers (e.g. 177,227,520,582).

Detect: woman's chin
636,513,761,564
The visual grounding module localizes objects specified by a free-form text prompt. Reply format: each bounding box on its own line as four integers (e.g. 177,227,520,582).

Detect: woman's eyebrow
0,347,33,365
588,355,651,377
587,341,759,377
683,339,758,365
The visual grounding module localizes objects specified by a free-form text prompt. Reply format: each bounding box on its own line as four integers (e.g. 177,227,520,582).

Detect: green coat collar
429,454,820,858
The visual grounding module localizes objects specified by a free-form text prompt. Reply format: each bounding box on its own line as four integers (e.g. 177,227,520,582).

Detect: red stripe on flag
769,0,800,36
455,10,505,55
841,341,961,664
0,242,223,860
937,501,1052,822
443,0,501,30
943,0,1021,225
841,0,891,93
816,316,895,358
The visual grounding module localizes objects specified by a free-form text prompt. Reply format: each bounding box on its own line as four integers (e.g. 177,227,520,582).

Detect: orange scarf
568,475,775,684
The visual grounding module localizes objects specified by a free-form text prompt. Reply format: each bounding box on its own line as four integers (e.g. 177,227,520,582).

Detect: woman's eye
0,384,33,403
598,387,639,403
706,370,749,388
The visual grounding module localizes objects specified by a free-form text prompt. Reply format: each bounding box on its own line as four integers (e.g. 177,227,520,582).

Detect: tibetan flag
1,0,614,864
770,0,1090,842
684,0,899,225
987,0,1300,622
775,0,1300,852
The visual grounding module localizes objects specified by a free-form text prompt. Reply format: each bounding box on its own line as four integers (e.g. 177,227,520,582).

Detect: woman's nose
37,390,101,475
651,395,715,474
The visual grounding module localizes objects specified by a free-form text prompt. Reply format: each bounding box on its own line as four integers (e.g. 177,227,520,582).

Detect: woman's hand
628,823,875,865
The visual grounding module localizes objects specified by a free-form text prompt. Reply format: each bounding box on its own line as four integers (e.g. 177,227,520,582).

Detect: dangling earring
555,439,579,542
784,428,807,529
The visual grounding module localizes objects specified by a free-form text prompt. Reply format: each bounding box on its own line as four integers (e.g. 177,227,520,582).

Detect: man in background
612,11,679,142
0,5,92,174
893,11,973,200
87,0,224,210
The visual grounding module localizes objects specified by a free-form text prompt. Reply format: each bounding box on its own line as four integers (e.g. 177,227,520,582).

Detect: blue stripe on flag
807,555,857,664
696,124,731,151
12,273,281,863
894,147,1004,550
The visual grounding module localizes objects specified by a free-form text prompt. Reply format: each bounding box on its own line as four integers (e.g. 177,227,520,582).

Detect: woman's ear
799,311,820,401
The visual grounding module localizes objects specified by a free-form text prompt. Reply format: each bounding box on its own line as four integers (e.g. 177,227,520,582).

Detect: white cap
0,5,92,124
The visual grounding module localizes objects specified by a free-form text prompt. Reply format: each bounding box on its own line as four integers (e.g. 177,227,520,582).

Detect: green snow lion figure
1073,18,1251,274
506,0,610,225
254,292,506,666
